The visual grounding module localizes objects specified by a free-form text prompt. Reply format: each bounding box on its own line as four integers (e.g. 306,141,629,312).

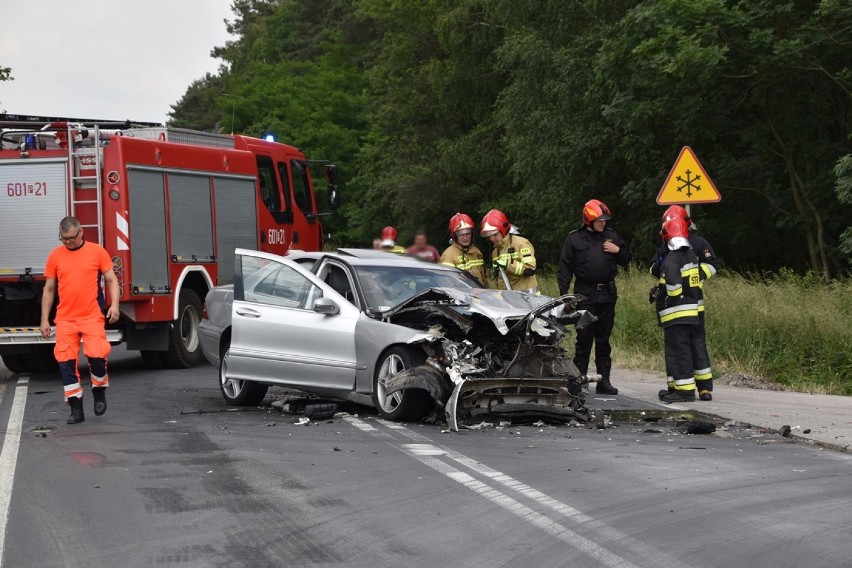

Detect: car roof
288,249,456,270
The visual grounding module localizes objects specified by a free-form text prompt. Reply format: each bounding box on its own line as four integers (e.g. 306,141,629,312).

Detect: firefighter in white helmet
480,209,537,293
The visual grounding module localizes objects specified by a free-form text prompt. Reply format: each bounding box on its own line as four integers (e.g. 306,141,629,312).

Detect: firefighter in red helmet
652,216,714,403
557,199,631,395
440,213,488,287
480,209,537,293
650,205,718,400
379,226,406,254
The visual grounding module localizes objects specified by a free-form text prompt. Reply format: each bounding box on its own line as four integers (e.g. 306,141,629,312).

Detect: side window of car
323,264,356,306
240,256,320,310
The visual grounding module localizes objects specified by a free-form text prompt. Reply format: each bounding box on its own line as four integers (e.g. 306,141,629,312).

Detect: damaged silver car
199,248,599,430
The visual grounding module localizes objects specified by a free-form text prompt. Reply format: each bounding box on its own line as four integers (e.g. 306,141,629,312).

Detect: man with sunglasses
40,217,120,424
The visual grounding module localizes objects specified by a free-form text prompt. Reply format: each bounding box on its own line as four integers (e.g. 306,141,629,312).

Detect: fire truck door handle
235,308,261,318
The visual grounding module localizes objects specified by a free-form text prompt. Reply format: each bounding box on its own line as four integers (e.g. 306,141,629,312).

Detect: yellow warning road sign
656,146,722,205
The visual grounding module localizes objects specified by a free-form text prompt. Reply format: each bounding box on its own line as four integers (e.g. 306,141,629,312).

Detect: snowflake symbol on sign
676,169,701,198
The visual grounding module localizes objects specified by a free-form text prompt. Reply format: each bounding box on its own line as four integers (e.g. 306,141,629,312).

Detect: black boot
595,378,618,395
67,397,85,424
658,387,675,399
93,387,107,416
660,389,696,403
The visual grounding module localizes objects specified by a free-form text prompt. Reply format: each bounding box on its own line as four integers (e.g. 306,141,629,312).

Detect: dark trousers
694,313,713,392
573,302,615,380
664,324,701,392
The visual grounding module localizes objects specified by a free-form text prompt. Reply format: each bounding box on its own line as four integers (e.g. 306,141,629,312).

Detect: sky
0,1,234,124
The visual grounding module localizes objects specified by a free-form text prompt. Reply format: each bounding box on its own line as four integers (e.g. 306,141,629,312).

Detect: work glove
648,286,657,304
523,267,536,277
493,258,508,270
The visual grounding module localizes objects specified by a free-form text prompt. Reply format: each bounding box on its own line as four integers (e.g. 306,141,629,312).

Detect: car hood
380,287,578,335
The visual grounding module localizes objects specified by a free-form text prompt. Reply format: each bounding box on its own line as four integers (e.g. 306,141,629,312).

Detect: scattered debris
644,429,663,434
531,420,548,427
305,403,338,421
461,422,493,430
333,447,342,452
295,417,311,426
676,420,716,435
265,422,277,427
780,425,792,438
803,429,812,434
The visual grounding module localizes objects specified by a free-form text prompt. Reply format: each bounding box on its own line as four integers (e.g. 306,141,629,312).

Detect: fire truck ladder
67,124,104,245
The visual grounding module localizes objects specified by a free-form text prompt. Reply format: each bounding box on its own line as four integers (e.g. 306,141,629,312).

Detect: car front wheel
219,346,268,406
372,346,432,422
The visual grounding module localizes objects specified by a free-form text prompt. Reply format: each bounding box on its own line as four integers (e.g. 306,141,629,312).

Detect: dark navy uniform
557,226,631,386
650,233,718,394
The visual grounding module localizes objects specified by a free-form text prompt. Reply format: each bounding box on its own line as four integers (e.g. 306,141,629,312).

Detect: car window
355,265,475,312
240,255,320,309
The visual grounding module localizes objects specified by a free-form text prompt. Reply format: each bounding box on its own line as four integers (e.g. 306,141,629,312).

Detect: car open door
227,249,360,390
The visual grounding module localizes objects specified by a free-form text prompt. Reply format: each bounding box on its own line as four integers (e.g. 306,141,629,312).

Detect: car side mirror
313,297,340,315
327,184,340,211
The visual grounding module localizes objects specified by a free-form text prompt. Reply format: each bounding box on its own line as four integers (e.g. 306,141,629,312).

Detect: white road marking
0,377,29,567
344,417,642,568
377,419,692,567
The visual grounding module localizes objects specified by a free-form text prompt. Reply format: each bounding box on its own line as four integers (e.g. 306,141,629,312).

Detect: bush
543,267,852,395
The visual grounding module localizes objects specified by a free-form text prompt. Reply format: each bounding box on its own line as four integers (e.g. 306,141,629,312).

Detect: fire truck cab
0,114,339,372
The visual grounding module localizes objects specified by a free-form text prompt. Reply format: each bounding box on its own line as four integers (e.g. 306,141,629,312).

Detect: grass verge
538,267,852,395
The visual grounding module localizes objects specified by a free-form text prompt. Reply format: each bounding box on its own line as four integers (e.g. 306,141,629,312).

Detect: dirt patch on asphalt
716,372,785,391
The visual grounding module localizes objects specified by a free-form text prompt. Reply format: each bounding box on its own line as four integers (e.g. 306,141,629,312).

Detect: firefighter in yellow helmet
480,209,537,293
440,213,488,287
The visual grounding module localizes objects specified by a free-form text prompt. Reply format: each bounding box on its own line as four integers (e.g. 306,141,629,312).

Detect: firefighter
654,216,714,403
379,226,406,254
480,209,537,293
440,213,488,287
650,205,718,400
557,199,631,395
40,217,120,424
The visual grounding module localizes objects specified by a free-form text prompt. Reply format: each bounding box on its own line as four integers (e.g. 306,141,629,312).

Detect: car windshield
355,265,478,312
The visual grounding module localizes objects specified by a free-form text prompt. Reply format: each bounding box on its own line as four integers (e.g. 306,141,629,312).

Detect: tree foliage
170,0,852,275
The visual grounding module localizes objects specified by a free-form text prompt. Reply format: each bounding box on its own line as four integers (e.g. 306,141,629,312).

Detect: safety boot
699,390,713,401
67,397,85,424
659,387,675,399
660,389,696,403
93,387,107,416
595,378,618,396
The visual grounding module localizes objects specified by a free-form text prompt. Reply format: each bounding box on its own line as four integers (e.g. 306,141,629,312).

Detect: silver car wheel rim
220,350,244,399
180,305,200,352
377,354,404,413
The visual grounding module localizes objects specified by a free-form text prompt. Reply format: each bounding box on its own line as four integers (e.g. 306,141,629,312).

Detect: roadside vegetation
541,269,852,395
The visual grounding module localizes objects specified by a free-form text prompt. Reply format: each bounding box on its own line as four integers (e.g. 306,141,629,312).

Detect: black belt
579,280,613,291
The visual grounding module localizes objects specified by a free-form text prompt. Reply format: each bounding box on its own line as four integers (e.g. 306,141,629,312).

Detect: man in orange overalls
40,217,120,424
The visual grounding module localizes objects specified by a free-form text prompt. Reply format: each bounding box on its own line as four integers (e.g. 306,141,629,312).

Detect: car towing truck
0,113,339,372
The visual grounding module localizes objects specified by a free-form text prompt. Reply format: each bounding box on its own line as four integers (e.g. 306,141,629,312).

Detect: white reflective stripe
680,262,698,272
674,378,695,386
63,383,81,392
658,303,699,317
693,367,712,376
665,283,681,291
697,299,704,306
116,212,129,238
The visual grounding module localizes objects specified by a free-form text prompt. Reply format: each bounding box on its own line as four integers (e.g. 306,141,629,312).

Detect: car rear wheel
219,346,268,406
372,346,432,422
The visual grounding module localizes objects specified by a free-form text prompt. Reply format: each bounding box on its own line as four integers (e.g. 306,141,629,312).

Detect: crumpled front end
383,291,600,431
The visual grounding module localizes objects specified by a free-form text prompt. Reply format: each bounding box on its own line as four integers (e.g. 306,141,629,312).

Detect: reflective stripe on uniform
64,384,83,398
701,264,717,278
91,374,109,388
659,303,699,323
674,377,696,391
693,367,713,380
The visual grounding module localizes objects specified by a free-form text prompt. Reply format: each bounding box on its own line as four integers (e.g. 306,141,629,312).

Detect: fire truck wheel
23,345,58,373
140,350,166,369
164,289,204,368
219,347,268,406
1,354,30,373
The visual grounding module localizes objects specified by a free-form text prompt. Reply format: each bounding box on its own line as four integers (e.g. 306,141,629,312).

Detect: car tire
1,354,30,373
219,346,268,406
372,346,432,422
140,350,166,369
163,289,204,369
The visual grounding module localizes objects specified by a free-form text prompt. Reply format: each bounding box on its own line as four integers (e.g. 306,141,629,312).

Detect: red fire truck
0,114,339,372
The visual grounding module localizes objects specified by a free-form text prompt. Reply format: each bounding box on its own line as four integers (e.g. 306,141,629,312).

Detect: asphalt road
1,350,851,568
